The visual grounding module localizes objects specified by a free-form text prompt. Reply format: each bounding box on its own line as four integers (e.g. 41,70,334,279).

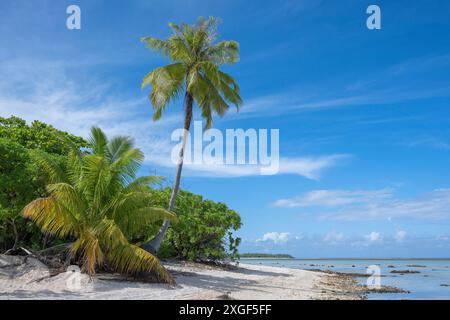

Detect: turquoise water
240,258,450,300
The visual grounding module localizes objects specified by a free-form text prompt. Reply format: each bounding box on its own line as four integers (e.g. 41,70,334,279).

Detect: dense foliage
0,139,40,251
0,116,86,155
149,188,242,262
0,117,86,252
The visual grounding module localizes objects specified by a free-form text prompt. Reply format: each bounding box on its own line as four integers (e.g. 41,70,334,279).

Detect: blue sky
1,0,450,257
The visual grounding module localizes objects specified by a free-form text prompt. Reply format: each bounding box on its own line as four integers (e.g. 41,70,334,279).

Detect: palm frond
140,37,172,58
82,155,111,213
110,148,144,184
89,127,108,156
22,197,77,238
108,243,174,284
30,150,66,183
125,176,164,192
142,63,186,116
47,183,85,219
207,40,240,64
116,206,178,238
107,136,134,163
71,229,104,275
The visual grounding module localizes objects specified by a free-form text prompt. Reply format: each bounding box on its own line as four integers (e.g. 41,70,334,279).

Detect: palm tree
140,17,242,254
22,127,177,283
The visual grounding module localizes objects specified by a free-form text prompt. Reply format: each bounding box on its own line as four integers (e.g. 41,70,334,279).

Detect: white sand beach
0,255,362,300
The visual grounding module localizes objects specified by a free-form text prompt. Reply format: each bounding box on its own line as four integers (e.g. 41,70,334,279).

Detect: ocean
240,258,450,300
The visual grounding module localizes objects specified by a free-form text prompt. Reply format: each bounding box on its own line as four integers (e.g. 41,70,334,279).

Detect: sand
0,255,362,300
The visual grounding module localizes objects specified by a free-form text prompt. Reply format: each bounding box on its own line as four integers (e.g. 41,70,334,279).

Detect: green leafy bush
149,188,242,262
0,117,86,252
0,116,86,155
0,138,44,251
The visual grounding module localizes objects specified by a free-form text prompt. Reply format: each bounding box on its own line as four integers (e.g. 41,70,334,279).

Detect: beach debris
390,270,420,274
362,285,409,294
406,265,427,268
217,291,235,300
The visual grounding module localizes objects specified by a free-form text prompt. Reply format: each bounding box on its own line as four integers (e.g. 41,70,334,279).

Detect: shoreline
0,255,365,300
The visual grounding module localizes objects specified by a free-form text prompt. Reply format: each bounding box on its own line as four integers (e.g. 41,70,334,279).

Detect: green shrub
148,188,242,262
0,138,42,251
0,117,87,252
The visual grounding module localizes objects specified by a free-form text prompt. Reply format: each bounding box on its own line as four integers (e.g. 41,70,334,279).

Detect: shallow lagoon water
240,258,450,300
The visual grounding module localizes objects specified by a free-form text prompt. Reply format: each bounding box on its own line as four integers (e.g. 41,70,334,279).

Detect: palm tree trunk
142,92,193,254
9,219,18,251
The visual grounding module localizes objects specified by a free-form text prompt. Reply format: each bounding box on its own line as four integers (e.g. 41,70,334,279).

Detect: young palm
141,17,242,253
22,127,177,283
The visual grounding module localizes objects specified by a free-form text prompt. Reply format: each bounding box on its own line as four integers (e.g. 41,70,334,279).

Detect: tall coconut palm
140,17,242,254
22,127,177,283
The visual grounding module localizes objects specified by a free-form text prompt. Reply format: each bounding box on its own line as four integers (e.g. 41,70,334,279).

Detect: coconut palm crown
22,127,177,283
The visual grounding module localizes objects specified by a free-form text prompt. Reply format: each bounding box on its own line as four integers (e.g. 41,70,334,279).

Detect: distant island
240,253,294,259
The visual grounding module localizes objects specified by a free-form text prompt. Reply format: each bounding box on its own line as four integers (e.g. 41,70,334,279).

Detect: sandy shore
0,255,363,300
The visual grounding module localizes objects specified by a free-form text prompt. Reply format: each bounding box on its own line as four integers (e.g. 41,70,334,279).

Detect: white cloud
365,231,382,243
322,231,346,245
171,155,349,179
274,188,450,220
235,54,450,120
257,232,291,244
334,188,450,221
274,188,393,208
394,230,407,242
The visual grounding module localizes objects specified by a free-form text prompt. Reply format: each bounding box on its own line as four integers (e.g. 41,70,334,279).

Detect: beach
0,255,363,300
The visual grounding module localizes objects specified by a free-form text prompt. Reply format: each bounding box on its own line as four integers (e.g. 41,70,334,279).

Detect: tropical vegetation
148,188,241,262
0,116,243,282
0,116,86,252
21,127,177,282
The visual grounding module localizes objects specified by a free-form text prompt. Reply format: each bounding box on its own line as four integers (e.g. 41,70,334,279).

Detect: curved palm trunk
142,92,193,254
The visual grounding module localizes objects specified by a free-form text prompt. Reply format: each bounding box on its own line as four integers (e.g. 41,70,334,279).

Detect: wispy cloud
365,231,382,244
235,53,450,120
394,230,407,242
149,151,349,179
238,86,450,119
401,136,450,150
274,188,393,208
387,53,450,76
274,188,450,220
322,231,346,245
